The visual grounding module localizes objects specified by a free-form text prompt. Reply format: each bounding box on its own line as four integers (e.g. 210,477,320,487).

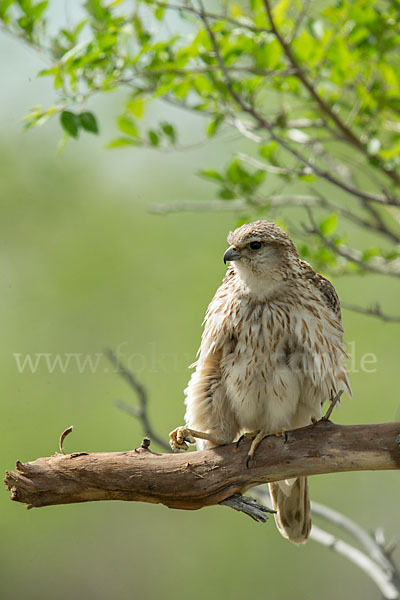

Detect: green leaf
31,0,47,20
206,115,224,137
193,74,214,95
161,122,176,144
60,110,80,138
299,172,316,182
226,159,244,184
272,0,290,26
255,40,282,69
154,5,165,20
56,131,69,155
384,247,400,261
79,111,99,134
199,169,224,182
0,0,16,18
319,214,338,236
84,0,108,22
107,137,141,149
148,130,159,146
117,116,139,138
259,141,278,161
126,97,145,118
218,187,236,200
17,0,31,14
362,246,381,262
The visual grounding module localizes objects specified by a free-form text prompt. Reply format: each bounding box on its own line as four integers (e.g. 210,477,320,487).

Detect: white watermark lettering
13,341,377,375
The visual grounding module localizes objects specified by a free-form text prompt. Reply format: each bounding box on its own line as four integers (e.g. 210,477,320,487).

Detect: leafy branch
1,0,400,321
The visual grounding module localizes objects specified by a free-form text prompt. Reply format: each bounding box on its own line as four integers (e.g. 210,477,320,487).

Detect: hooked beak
223,247,241,264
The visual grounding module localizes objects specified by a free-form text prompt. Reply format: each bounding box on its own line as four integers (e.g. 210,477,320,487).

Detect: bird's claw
237,429,288,468
169,426,196,452
236,433,246,449
276,430,289,443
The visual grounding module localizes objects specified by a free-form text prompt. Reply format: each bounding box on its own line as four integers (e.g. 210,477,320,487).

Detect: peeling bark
4,421,400,511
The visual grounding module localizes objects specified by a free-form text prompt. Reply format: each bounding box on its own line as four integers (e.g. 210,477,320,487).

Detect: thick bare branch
4,421,400,510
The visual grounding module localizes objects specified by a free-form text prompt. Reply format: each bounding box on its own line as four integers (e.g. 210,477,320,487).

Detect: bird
170,220,351,543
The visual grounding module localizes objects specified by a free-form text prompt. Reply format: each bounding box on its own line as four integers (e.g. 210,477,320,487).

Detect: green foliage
319,214,338,237
2,0,400,279
59,110,99,138
200,158,265,201
79,111,99,134
60,110,80,138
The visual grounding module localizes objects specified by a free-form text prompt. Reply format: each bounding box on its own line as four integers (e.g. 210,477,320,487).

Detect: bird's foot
274,430,289,442
169,426,225,452
236,430,260,449
236,430,267,468
169,426,197,452
237,429,288,468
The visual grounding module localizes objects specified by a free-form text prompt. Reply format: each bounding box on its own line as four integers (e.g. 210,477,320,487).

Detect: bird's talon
169,426,195,452
236,434,246,449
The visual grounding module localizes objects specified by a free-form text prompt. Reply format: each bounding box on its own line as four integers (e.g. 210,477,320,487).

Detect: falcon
170,220,351,543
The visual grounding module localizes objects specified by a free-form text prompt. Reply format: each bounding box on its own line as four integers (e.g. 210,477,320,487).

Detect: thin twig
310,187,400,244
311,501,397,577
342,302,400,323
121,66,296,80
0,22,53,64
59,426,74,455
150,199,248,213
288,0,310,43
250,487,400,600
322,390,343,421
152,0,271,34
305,206,400,278
310,525,399,599
262,0,400,187
359,199,400,244
149,195,319,214
104,348,170,451
197,11,400,207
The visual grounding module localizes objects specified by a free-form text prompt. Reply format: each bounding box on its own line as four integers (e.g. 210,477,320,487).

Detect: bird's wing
293,261,352,405
184,269,240,448
300,260,342,317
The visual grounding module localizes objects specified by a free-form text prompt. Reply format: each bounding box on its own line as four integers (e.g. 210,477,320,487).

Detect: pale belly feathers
219,299,320,434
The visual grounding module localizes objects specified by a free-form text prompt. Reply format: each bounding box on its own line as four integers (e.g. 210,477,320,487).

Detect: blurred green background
1,12,399,600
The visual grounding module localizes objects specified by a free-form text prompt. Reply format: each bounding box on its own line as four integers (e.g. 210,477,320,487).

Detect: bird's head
223,220,299,297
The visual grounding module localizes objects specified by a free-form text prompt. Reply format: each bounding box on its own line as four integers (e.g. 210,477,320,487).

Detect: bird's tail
269,477,311,544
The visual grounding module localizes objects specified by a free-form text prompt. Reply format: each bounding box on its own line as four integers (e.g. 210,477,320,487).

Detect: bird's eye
249,241,262,250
